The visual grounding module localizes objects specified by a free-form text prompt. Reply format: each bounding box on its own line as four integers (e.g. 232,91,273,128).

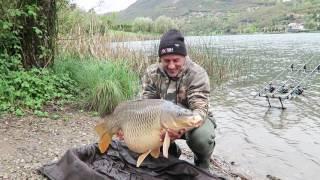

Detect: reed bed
188,45,250,87
57,31,158,76
57,27,250,91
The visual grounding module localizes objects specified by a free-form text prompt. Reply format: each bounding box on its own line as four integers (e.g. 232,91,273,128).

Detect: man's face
160,54,186,78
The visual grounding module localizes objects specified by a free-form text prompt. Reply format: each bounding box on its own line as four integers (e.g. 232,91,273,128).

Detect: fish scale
94,99,202,167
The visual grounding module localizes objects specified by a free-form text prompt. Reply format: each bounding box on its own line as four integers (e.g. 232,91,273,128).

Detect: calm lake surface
124,33,320,179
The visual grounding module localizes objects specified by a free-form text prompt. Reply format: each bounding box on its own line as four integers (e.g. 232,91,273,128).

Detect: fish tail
95,121,112,153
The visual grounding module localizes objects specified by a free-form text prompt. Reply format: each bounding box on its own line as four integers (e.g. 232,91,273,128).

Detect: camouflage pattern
141,56,210,121
141,56,216,168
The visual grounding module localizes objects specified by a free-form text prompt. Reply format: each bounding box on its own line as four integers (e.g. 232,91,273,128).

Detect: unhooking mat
38,140,223,180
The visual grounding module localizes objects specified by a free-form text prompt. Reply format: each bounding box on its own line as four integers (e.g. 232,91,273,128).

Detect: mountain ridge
114,0,320,34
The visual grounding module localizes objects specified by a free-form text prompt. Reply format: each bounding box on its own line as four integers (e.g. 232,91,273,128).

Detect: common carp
94,99,202,167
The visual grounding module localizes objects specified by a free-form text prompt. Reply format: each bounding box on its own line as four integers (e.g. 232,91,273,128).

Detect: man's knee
185,117,216,155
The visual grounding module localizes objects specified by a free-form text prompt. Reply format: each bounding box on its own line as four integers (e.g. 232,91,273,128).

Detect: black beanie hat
158,29,187,57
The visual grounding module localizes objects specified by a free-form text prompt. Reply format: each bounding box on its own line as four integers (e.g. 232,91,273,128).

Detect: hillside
115,0,320,34
118,0,267,19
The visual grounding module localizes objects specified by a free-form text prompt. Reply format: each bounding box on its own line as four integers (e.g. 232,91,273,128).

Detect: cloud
70,0,137,14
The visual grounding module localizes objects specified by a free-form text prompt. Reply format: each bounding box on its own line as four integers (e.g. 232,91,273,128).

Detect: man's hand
160,128,186,142
116,129,124,140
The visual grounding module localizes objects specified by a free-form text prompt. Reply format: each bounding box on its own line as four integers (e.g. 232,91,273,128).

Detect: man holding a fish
141,29,216,170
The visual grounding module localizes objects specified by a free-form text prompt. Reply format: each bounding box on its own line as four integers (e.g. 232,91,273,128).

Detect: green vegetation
188,43,250,86
0,0,57,68
0,1,140,117
0,0,71,117
54,54,139,116
154,16,178,33
132,17,153,32
0,67,78,116
131,16,178,33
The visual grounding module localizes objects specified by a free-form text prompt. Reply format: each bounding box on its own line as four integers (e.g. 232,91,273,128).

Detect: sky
70,0,137,14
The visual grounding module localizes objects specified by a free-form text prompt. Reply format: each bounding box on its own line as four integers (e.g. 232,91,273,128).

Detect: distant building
287,23,305,33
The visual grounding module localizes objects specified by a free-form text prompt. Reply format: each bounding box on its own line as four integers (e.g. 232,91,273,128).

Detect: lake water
201,33,320,180
123,33,320,179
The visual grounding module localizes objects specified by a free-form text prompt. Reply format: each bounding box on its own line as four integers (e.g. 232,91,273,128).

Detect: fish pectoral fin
98,132,112,153
137,150,152,167
150,148,160,158
95,121,113,153
162,131,171,158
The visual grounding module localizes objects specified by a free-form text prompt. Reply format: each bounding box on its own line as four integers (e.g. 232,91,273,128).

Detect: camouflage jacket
141,56,210,120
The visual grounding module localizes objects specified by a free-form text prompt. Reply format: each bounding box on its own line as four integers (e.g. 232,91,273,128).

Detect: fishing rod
268,55,316,98
266,63,319,109
256,54,315,98
256,54,319,109
256,63,291,97
282,63,320,100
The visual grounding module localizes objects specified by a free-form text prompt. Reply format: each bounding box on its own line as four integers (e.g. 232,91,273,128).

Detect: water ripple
210,33,320,180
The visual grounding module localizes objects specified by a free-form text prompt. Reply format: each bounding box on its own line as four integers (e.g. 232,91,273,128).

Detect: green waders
169,113,216,169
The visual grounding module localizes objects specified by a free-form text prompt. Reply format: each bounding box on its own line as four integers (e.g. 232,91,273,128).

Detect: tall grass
54,54,139,116
57,31,158,76
188,45,250,87
58,27,250,91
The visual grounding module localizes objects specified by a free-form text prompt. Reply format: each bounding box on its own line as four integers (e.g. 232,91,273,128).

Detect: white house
287,23,305,32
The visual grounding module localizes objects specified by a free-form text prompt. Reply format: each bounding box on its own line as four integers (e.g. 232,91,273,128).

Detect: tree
154,16,177,33
18,0,57,68
132,17,153,32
